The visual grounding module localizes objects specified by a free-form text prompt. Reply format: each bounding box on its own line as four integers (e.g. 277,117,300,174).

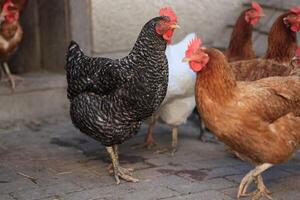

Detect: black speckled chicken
65,7,179,184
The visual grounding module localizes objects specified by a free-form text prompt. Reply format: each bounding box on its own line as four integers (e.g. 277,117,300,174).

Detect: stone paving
0,119,300,200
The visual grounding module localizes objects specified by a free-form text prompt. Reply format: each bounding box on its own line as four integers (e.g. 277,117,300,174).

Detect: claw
106,146,139,185
131,141,156,150
1,62,22,91
237,171,255,198
237,164,273,200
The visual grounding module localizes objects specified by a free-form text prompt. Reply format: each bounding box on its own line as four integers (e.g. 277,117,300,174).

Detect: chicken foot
237,163,273,200
106,145,139,184
1,62,22,90
156,126,178,156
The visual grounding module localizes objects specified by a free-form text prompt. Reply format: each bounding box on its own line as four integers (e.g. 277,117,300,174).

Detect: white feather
149,33,197,126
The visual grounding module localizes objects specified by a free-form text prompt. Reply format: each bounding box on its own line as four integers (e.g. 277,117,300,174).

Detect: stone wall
90,0,243,58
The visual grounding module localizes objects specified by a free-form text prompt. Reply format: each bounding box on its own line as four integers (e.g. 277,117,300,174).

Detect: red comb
185,38,202,58
290,7,300,15
296,47,300,57
252,2,263,13
2,0,16,11
159,7,177,22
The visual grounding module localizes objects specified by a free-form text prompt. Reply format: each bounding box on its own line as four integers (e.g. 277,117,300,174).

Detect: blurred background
0,0,299,127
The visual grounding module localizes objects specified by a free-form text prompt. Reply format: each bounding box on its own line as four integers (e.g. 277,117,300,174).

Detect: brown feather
0,21,23,62
230,59,294,81
225,9,256,62
229,11,298,81
265,12,297,65
195,48,300,165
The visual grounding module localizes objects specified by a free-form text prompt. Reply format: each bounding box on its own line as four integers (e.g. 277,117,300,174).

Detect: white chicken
141,33,197,153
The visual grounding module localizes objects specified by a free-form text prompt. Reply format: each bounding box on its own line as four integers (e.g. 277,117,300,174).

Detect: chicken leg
1,62,22,91
237,163,273,200
156,126,178,155
171,127,178,154
131,117,156,149
106,145,139,184
144,119,156,149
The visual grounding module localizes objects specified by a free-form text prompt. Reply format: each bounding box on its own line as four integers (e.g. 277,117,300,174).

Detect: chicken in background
0,0,23,90
138,32,199,153
230,7,300,81
184,37,300,200
225,2,264,62
0,0,28,12
197,2,265,142
65,7,179,184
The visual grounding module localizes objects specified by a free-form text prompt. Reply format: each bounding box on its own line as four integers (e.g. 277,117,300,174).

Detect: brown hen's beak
182,57,190,62
170,24,180,29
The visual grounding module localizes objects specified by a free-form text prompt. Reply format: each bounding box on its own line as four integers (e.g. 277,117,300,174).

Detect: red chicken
225,2,264,62
0,0,23,90
0,0,27,12
230,7,300,81
183,37,300,200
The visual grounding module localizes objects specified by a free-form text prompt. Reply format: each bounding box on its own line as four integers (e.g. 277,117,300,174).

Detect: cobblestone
0,120,299,200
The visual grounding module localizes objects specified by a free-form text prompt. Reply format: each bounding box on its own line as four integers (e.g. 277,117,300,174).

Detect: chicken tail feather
66,41,84,65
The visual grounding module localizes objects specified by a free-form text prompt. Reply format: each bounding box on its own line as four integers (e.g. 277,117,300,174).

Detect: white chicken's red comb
159,7,177,22
185,38,202,58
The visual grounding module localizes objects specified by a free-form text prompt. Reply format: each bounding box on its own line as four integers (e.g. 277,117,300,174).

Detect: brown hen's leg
2,62,22,91
251,175,272,200
144,120,156,149
237,163,273,200
106,145,139,184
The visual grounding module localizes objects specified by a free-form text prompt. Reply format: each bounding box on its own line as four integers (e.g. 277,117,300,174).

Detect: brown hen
225,2,264,62
184,38,300,200
230,7,300,81
0,0,23,90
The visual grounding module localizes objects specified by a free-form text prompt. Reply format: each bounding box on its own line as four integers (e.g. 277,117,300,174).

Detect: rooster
183,37,300,200
225,2,265,62
0,0,23,90
65,7,179,184
230,7,300,81
139,33,197,153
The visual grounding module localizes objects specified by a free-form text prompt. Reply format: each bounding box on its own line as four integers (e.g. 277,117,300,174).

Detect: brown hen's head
245,2,265,26
284,7,300,32
0,0,19,24
182,37,209,72
155,7,179,44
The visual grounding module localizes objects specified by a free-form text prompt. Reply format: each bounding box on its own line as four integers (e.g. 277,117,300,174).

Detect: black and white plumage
65,16,169,147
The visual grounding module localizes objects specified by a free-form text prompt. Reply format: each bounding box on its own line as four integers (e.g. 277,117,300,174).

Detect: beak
182,57,190,62
170,24,181,29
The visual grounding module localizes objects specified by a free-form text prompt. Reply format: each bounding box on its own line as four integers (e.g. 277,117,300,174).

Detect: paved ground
0,118,300,200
